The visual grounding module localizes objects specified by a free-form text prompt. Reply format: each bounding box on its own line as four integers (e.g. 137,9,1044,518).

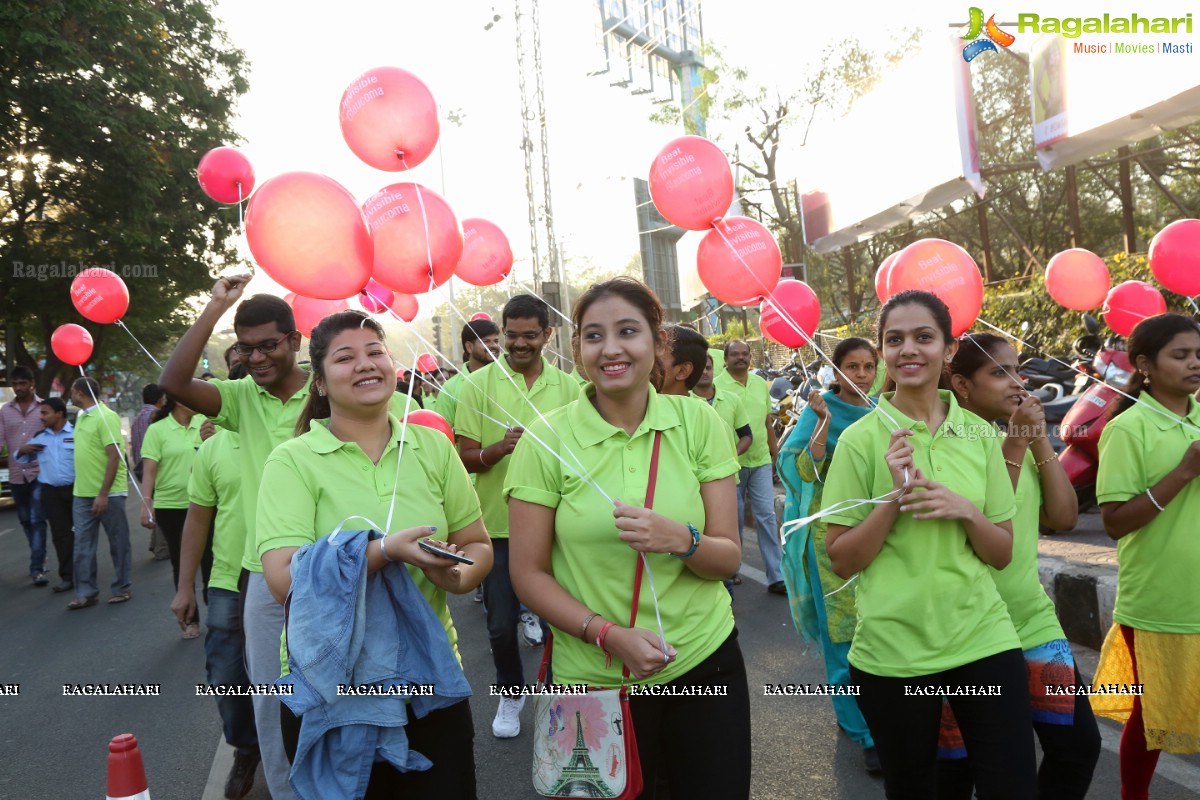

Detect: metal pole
976,197,994,282
1117,146,1136,253
1065,165,1083,249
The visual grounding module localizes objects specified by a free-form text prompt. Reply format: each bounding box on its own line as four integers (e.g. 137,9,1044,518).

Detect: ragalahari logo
961,7,1016,61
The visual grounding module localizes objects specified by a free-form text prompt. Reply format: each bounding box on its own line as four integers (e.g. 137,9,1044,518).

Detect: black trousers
281,699,476,799
40,483,75,583
156,507,213,617
936,665,1101,800
628,629,752,800
850,648,1037,800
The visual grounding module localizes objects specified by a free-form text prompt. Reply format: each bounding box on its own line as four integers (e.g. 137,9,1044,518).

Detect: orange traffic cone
106,734,150,800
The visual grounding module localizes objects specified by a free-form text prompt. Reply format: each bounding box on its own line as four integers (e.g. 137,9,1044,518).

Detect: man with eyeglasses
455,294,581,739
159,275,305,800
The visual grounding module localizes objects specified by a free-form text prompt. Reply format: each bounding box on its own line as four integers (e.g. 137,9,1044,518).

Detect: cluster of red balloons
195,66,516,341
51,268,133,365
874,239,984,336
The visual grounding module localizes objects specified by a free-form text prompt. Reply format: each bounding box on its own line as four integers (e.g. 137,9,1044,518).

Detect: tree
0,0,249,397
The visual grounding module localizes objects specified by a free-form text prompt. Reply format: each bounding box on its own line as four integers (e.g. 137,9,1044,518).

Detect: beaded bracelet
1003,458,1022,470
1146,488,1166,512
1034,454,1057,468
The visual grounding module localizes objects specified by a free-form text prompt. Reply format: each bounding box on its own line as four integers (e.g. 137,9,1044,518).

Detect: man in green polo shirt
67,377,132,609
159,276,303,800
716,340,786,593
434,317,501,429
693,353,753,457
456,294,581,739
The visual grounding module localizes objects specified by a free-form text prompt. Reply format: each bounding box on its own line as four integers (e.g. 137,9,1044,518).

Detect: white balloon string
515,279,575,328
1187,297,1200,316
976,317,1200,435
398,155,438,295
114,320,163,369
383,358,419,536
76,367,154,523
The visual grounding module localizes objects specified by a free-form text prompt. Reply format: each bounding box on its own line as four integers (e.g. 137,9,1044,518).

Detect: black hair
10,366,34,382
571,277,665,391
223,344,239,369
200,372,216,381
234,294,295,334
151,397,177,425
461,319,500,348
295,310,388,436
71,377,100,401
829,337,878,395
723,339,750,356
877,290,953,349
503,294,550,329
141,384,163,405
1116,313,1200,416
40,397,68,416
668,324,708,392
948,333,1009,381
228,363,248,381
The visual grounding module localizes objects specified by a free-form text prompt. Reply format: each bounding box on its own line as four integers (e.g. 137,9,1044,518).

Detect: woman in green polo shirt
822,290,1036,798
943,333,1099,798
258,310,492,798
507,277,750,798
1094,313,1200,800
139,397,208,637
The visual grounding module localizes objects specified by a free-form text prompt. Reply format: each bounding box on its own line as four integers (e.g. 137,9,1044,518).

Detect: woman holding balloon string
1093,313,1200,800
821,290,1037,798
507,277,751,798
776,337,882,775
938,333,1100,799
257,310,492,798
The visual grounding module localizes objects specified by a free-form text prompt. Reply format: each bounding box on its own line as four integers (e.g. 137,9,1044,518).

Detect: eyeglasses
232,332,296,357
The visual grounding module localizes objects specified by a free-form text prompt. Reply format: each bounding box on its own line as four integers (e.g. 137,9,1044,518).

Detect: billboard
798,35,983,253
1028,18,1200,170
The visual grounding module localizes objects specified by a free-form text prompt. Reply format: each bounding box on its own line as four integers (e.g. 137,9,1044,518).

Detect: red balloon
1103,281,1166,336
283,292,297,306
696,217,782,306
197,146,255,204
71,268,129,324
1149,219,1200,296
51,324,93,366
874,253,898,303
888,239,983,336
339,67,439,171
648,136,735,231
358,278,395,314
389,293,419,322
456,219,513,286
404,409,454,444
470,312,492,322
1045,249,1110,311
416,353,439,373
290,295,350,338
245,172,372,300
364,183,462,295
760,280,821,348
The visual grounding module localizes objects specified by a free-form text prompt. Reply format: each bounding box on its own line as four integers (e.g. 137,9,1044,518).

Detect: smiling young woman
506,277,751,798
1094,313,1200,800
821,290,1037,798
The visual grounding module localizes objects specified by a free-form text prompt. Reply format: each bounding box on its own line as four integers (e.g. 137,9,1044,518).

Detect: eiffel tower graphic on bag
546,711,617,798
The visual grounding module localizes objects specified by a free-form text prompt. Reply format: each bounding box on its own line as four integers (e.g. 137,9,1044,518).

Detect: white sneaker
492,696,525,738
519,611,544,647
473,585,484,603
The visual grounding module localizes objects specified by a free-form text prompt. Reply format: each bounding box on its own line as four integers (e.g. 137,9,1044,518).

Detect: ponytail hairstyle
828,337,878,395
1115,313,1200,416
294,310,389,437
571,277,665,391
151,397,176,425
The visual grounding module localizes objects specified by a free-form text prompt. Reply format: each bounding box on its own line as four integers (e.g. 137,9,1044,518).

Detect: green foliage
706,319,759,347
0,0,249,395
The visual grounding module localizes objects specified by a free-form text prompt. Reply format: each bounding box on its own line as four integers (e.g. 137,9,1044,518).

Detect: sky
209,0,1200,342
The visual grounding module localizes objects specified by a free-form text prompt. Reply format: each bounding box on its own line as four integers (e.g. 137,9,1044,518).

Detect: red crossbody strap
623,429,662,678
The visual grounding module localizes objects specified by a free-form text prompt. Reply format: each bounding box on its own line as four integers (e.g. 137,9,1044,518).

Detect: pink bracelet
595,622,617,668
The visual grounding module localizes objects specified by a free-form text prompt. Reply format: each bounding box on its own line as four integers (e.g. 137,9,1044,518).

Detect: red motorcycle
1058,316,1132,512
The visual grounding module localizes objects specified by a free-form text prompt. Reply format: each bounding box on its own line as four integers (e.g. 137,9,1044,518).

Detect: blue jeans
12,481,47,576
484,538,524,689
71,495,132,598
204,587,259,752
805,536,874,748
736,465,784,584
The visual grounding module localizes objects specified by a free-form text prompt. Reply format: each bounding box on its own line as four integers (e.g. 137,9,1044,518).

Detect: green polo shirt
823,391,1020,677
990,442,1063,649
188,430,245,594
257,415,482,674
1097,393,1200,633
72,403,129,498
433,368,468,429
691,388,751,451
455,357,580,539
709,348,725,377
504,386,740,687
715,370,772,468
140,414,205,509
